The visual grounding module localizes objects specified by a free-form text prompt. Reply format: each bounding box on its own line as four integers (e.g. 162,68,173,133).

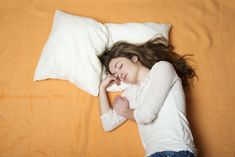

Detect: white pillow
34,10,109,96
34,10,171,96
104,22,171,92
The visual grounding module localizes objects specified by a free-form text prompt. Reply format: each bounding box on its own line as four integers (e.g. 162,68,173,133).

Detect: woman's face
109,56,139,84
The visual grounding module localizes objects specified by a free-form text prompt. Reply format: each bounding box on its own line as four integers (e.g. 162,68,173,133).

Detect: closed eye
119,64,123,69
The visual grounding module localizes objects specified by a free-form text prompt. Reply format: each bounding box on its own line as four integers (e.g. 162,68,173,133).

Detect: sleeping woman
98,36,197,157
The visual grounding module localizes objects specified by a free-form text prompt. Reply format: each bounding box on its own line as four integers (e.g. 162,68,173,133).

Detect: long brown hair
98,36,197,90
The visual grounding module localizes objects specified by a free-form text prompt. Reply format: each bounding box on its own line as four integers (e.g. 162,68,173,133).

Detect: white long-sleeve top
100,61,197,157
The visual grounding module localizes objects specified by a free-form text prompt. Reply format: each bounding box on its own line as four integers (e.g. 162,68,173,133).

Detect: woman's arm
133,61,178,124
99,74,119,115
98,74,127,132
99,87,112,116
118,109,135,122
115,62,178,125
112,96,136,122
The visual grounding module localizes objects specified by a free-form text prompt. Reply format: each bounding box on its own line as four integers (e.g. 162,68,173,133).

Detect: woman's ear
132,55,138,62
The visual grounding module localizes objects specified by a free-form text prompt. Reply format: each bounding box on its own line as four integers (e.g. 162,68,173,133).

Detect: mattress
0,0,234,157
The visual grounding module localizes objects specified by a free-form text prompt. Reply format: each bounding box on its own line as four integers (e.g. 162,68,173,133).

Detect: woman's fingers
123,97,128,100
114,96,122,102
108,74,121,86
116,78,121,86
114,96,127,104
122,97,129,103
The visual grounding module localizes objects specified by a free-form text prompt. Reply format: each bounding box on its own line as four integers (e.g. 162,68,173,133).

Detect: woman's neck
136,65,150,86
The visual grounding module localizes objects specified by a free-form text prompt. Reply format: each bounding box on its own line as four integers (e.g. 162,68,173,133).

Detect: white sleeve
100,109,127,132
100,89,129,132
133,61,178,125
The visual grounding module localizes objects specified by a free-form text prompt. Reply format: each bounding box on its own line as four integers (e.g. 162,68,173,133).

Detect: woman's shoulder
149,61,180,84
152,61,173,68
150,61,175,74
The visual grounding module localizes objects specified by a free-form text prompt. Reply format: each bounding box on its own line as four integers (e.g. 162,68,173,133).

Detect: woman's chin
124,80,134,85
121,80,129,84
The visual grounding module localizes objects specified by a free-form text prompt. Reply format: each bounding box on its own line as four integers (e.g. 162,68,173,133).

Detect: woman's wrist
99,85,106,91
122,109,135,121
99,86,107,97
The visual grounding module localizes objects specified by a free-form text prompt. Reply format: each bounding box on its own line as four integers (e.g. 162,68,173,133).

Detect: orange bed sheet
0,0,234,157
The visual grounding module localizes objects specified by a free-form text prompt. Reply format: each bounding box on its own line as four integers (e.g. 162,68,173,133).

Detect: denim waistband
148,150,196,157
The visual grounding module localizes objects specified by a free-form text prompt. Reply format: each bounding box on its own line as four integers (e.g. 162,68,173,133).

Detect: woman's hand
100,74,121,90
113,96,129,116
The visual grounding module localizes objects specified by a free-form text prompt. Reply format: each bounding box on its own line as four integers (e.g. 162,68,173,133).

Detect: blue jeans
148,150,195,157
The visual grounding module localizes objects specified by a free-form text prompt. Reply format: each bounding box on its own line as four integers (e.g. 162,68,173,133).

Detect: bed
0,0,234,157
